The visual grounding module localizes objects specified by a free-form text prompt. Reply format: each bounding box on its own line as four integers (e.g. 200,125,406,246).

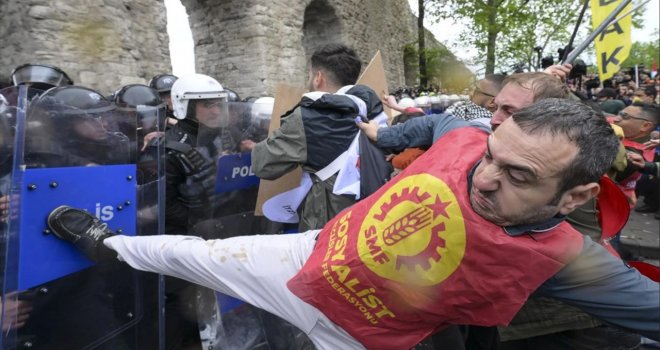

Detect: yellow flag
590,0,632,81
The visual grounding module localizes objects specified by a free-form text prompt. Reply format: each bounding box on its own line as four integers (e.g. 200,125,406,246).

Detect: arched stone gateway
302,0,342,62
0,0,467,97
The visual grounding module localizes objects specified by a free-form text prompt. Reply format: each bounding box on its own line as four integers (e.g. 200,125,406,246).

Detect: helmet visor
12,65,73,87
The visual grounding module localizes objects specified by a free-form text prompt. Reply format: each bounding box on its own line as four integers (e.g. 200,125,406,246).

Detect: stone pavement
620,206,660,264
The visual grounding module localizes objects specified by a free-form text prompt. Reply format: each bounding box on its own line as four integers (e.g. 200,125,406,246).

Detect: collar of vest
467,160,566,236
176,118,199,134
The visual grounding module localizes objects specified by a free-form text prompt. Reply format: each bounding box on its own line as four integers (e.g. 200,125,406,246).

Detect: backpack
358,131,392,198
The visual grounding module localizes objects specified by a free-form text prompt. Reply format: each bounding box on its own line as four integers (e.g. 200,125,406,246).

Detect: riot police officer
146,73,231,349
158,73,235,233
156,74,303,349
10,84,152,349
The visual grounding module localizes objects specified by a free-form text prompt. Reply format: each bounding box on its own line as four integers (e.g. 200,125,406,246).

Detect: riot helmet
398,97,415,109
149,74,178,116
30,86,130,165
148,74,178,93
414,96,429,108
114,84,162,109
245,97,274,142
251,96,273,115
11,63,74,91
225,88,241,102
114,84,165,135
37,86,115,115
170,73,227,120
33,86,116,137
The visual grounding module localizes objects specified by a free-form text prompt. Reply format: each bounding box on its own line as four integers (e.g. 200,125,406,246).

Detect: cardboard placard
356,50,392,123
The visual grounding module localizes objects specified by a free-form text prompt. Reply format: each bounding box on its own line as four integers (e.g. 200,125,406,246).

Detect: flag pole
562,0,632,64
607,0,651,28
562,0,590,63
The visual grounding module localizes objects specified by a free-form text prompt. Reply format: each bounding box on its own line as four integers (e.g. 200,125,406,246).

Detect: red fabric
616,173,641,208
596,176,630,241
391,147,426,169
617,140,654,208
403,106,425,115
623,139,655,162
627,261,660,282
287,128,584,349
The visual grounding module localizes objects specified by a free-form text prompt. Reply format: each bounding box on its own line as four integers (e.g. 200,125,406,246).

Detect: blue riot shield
0,85,166,350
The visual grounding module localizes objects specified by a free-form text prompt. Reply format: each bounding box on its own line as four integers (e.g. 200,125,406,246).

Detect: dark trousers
636,174,659,210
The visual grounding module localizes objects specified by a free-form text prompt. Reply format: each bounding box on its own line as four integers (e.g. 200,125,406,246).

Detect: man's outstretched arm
538,236,660,340
358,113,488,151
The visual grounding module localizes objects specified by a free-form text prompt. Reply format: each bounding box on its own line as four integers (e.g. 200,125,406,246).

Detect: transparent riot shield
184,100,311,350
190,100,279,237
0,85,166,350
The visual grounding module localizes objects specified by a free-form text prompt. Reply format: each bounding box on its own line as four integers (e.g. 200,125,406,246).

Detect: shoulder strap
314,131,360,181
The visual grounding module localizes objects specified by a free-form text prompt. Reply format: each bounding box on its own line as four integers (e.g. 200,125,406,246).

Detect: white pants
104,231,364,350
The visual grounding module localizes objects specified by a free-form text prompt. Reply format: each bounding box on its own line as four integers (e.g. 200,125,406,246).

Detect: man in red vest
46,98,659,349
361,70,650,349
612,102,660,210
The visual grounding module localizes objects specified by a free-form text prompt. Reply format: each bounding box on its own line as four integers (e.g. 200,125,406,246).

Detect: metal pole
562,0,590,63
607,0,651,28
562,0,632,64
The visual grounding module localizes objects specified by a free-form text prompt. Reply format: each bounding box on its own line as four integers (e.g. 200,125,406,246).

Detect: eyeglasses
618,111,649,122
473,86,496,98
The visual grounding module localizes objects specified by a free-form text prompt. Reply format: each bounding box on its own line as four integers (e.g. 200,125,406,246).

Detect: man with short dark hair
307,44,362,90
615,102,660,142
47,98,659,350
359,70,652,349
252,43,386,231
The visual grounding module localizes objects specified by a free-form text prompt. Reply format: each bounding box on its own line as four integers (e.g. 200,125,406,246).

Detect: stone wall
0,0,465,97
0,0,170,94
184,0,434,98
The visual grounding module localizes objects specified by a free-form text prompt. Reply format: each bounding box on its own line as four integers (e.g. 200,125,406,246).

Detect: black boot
47,205,116,262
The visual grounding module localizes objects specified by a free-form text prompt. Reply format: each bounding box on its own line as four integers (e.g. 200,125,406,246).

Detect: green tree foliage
623,33,660,68
404,43,474,92
425,0,582,74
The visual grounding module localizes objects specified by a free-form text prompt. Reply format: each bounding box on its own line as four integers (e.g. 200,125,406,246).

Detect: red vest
287,127,584,349
617,139,655,205
623,139,655,162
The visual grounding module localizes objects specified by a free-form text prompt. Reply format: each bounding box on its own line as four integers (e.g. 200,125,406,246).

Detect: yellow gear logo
357,174,466,286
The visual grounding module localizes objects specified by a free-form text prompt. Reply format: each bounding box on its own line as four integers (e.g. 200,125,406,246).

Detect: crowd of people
1,42,659,350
